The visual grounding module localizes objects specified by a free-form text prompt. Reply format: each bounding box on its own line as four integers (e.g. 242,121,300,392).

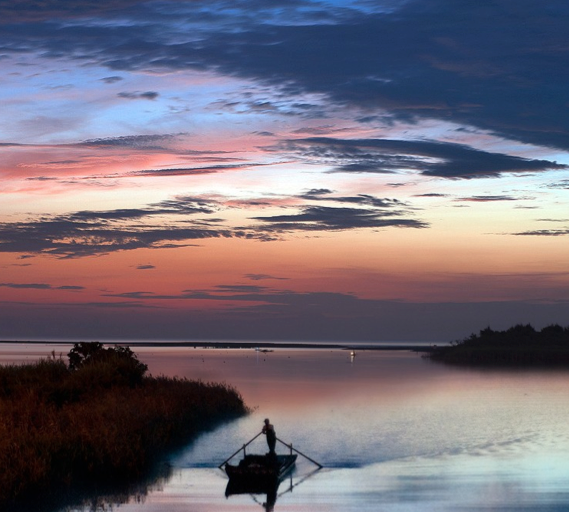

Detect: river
2,343,569,511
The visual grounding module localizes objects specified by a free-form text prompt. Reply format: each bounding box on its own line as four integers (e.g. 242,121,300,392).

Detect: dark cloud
82,300,156,309
0,218,229,258
300,190,405,208
2,2,568,149
100,75,123,83
513,229,569,237
136,264,155,270
193,1,569,150
79,134,181,150
0,282,84,290
244,273,289,281
210,284,269,293
0,0,144,22
302,188,333,197
103,285,363,308
0,197,235,258
210,97,326,117
291,126,354,135
0,282,51,289
251,205,427,231
102,291,158,300
125,162,267,178
457,195,519,202
547,180,569,190
279,137,566,178
117,91,159,100
252,131,275,137
66,196,218,221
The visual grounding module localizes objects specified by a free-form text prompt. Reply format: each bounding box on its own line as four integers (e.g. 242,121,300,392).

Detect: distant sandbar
0,339,432,352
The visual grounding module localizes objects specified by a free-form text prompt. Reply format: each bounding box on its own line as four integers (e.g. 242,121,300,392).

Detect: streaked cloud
244,274,289,281
0,192,427,258
251,205,427,231
277,137,566,178
117,91,159,101
456,195,520,202
513,229,569,237
0,282,84,290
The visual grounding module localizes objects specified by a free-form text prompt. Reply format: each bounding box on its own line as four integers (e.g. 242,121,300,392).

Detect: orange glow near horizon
1,1,569,341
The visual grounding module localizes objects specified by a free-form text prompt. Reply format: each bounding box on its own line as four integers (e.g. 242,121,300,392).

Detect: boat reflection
224,468,321,511
225,477,281,511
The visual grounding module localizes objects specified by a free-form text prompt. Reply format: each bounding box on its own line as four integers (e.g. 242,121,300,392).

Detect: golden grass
0,355,247,510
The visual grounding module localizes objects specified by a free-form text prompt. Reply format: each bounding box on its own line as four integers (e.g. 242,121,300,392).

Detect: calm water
3,344,569,511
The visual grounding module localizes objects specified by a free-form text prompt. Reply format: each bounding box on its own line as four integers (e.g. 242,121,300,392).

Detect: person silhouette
262,418,276,455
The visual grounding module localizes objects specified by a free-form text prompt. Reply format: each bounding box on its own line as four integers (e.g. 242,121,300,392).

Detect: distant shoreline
0,339,433,352
427,324,569,366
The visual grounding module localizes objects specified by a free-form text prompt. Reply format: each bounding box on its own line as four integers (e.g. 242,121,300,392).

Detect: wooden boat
224,453,297,487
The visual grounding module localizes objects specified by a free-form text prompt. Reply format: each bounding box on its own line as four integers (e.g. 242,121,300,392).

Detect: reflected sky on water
2,344,569,511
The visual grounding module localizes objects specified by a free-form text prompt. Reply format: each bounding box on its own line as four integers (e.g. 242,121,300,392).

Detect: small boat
224,453,297,487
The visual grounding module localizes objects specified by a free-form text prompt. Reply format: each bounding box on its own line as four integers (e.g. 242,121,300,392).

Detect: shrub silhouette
67,342,148,388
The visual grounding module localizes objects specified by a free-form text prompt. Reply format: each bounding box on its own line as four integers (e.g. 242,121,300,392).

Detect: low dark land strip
0,339,432,351
427,324,569,366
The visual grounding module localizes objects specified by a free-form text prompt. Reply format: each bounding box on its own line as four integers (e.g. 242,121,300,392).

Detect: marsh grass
0,349,248,511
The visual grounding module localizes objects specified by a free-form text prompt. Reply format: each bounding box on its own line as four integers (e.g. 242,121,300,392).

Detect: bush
67,342,148,387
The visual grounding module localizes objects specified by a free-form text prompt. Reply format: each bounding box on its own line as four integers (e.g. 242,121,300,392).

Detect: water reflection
57,463,173,512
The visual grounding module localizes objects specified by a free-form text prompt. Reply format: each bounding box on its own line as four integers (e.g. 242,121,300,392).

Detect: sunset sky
1,0,568,342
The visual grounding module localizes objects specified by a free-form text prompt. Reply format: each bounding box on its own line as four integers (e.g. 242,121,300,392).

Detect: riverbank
0,345,248,512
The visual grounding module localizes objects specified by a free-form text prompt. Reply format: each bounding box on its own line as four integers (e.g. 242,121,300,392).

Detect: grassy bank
427,324,569,366
0,343,248,511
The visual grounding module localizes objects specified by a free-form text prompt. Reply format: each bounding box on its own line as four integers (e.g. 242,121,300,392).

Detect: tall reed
0,347,248,511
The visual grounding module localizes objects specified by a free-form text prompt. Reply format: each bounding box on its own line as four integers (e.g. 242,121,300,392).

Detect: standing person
262,418,276,455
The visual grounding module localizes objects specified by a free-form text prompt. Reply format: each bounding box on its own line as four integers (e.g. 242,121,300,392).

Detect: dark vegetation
0,342,248,511
428,324,569,366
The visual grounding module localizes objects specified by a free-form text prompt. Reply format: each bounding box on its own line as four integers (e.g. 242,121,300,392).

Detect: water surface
2,344,568,511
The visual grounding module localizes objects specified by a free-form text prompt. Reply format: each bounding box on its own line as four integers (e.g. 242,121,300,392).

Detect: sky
1,0,568,343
